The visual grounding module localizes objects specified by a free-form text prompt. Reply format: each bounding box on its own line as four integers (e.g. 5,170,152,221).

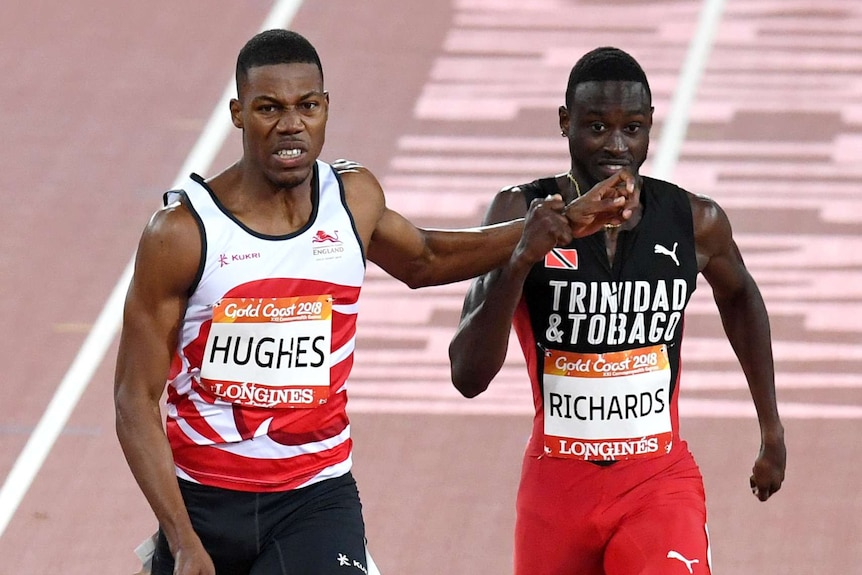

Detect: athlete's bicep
366,207,428,271
691,193,749,300
341,162,464,284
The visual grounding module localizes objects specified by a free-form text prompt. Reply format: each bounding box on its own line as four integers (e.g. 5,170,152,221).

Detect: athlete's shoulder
328,159,385,240
330,158,368,176
481,178,548,224
143,198,199,251
329,158,382,194
501,177,552,196
656,183,733,258
497,177,554,208
133,197,202,295
160,173,210,207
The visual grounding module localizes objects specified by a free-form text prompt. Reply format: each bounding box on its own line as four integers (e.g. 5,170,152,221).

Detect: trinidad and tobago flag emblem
544,248,578,270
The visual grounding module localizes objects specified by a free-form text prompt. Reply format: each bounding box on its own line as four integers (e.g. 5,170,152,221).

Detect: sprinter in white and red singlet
114,30,632,575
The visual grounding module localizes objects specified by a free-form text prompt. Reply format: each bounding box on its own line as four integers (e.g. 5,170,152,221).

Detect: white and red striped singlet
163,161,365,492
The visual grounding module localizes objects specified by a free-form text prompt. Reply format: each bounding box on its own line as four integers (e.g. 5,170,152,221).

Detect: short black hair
565,47,651,108
235,29,323,91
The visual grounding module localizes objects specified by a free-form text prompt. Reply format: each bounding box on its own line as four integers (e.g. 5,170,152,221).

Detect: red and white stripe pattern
165,162,366,492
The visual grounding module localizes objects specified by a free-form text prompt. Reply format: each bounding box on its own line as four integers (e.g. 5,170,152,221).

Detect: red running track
0,1,860,573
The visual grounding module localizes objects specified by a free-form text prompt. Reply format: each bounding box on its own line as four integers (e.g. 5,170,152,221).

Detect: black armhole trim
162,189,178,207
332,168,367,267
173,190,207,298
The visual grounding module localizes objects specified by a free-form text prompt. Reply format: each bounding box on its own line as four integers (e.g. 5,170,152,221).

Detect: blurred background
0,0,860,573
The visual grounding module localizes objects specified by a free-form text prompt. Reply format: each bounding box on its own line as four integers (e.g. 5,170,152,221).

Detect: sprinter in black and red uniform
449,47,786,575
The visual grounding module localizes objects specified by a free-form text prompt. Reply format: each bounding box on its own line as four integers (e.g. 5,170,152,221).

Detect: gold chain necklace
565,171,583,199
566,171,621,230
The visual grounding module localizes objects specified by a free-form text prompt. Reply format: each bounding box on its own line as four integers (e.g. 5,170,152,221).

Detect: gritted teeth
276,149,302,159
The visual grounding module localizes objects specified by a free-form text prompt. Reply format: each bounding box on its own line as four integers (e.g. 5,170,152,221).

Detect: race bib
542,345,672,461
200,296,332,408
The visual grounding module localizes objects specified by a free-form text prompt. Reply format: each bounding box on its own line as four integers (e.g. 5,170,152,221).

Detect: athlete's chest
524,194,697,350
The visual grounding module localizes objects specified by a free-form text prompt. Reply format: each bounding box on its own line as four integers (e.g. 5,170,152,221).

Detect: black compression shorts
151,472,369,575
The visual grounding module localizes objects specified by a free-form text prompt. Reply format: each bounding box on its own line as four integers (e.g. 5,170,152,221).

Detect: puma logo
654,242,679,266
667,550,699,573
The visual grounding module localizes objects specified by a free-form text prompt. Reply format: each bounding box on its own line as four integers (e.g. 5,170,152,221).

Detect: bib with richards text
200,296,332,408
542,344,672,461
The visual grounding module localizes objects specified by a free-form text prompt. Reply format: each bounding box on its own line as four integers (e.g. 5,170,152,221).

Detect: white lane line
651,0,726,180
0,0,305,540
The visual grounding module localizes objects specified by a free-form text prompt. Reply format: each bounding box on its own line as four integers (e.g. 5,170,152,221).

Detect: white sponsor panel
201,296,332,408
542,346,673,460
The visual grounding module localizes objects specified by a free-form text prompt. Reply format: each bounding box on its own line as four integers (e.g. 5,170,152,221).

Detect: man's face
560,80,653,187
231,62,328,189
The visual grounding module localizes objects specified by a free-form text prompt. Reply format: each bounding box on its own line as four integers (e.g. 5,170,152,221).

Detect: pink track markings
349,0,862,420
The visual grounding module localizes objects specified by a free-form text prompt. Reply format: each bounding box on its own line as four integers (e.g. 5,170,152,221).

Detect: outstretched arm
337,161,631,288
114,204,215,575
693,194,786,501
369,207,529,288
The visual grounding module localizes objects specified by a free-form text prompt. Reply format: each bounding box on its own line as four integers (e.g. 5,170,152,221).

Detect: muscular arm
337,161,631,288
338,163,525,287
693,193,786,501
114,204,215,574
368,208,528,288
